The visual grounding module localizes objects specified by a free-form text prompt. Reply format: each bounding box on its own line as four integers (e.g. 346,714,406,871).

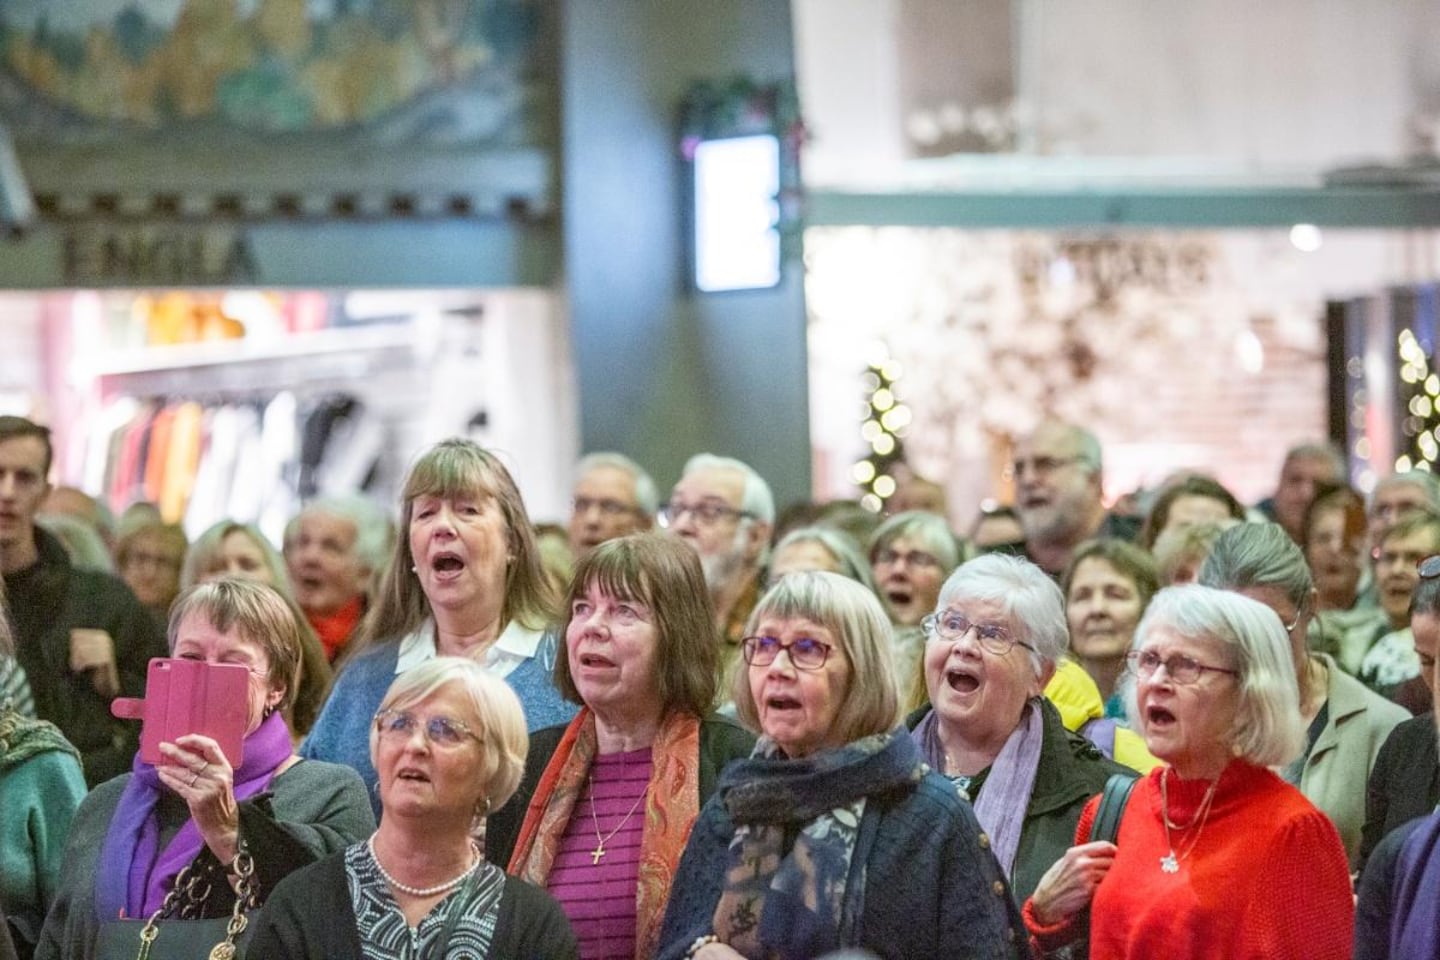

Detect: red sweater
1024,761,1354,960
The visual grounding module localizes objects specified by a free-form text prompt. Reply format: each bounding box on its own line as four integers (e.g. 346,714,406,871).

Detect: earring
474,796,491,819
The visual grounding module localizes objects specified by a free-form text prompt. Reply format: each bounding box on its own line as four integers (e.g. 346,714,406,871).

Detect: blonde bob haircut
732,571,901,748
167,579,305,714
369,656,529,815
352,439,556,662
1127,584,1303,769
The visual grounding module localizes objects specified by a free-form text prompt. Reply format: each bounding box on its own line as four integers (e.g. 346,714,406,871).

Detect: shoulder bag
95,845,259,960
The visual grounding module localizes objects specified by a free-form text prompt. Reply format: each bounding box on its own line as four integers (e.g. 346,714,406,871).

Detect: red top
1024,761,1354,960
307,595,364,661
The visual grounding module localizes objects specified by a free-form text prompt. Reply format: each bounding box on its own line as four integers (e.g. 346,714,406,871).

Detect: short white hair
286,495,393,573
936,553,1068,676
1369,470,1440,512
680,453,775,525
1128,584,1303,768
575,451,658,517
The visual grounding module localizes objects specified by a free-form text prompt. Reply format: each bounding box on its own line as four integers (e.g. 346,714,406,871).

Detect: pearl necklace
367,834,481,897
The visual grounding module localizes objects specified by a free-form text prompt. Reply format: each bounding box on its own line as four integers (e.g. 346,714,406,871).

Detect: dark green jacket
906,696,1135,901
485,713,755,868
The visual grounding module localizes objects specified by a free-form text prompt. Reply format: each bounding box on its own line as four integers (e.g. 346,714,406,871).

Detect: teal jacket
0,714,85,953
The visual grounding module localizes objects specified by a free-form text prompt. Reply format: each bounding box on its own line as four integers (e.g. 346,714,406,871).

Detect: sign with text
62,226,259,286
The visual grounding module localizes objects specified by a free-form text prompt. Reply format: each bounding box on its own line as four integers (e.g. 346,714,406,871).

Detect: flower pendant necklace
1158,768,1219,874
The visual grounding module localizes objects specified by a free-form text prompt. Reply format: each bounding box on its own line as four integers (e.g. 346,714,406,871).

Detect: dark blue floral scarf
711,728,927,960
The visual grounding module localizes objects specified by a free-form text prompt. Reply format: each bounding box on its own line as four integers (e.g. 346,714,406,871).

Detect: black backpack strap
1088,773,1138,845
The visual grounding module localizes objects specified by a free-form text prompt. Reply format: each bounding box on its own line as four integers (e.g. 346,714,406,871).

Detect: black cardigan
1360,712,1440,872
245,851,578,960
484,713,755,868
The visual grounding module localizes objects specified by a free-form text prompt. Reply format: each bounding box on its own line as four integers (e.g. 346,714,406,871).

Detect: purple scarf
911,697,1044,878
94,711,293,920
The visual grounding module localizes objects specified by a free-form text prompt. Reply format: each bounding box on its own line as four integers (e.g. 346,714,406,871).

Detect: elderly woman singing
658,572,1027,960
907,553,1136,902
1025,584,1354,959
488,534,754,960
250,657,577,958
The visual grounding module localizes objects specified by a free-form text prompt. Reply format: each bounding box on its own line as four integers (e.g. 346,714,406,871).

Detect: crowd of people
5,408,1440,958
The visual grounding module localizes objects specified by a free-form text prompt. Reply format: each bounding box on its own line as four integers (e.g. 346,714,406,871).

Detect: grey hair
1370,471,1440,512
37,513,115,573
1282,441,1345,477
1197,522,1313,612
576,451,659,517
867,511,961,574
1128,584,1304,768
732,571,900,745
1072,425,1104,475
681,453,775,525
285,495,394,574
936,553,1069,674
771,526,877,593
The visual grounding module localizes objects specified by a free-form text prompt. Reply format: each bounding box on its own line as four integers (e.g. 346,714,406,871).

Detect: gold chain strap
132,842,257,960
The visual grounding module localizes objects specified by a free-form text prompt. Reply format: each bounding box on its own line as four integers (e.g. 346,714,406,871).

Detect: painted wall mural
0,0,550,146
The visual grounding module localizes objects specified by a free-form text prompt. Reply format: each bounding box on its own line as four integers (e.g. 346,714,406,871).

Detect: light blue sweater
301,633,576,816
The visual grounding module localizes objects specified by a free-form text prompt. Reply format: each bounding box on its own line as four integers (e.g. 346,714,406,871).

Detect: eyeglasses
1420,555,1440,579
374,709,481,748
572,496,637,518
658,500,753,528
1126,649,1238,685
741,635,834,671
874,548,942,570
1010,455,1083,480
921,610,1034,657
1375,547,1434,570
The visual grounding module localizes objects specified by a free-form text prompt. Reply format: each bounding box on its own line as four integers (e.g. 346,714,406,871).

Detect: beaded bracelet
686,934,720,957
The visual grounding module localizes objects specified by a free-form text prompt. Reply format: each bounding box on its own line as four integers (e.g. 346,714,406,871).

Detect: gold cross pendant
591,844,605,865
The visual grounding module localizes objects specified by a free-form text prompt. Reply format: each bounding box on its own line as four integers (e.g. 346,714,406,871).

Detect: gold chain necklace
588,781,648,865
1158,768,1219,874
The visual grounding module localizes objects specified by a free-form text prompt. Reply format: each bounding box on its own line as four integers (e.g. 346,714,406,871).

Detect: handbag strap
1088,773,1137,845
136,843,257,960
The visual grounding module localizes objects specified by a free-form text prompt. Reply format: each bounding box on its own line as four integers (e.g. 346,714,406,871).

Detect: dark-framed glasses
921,609,1034,657
1126,649,1238,686
374,709,480,748
658,500,753,527
741,635,833,671
1419,554,1440,579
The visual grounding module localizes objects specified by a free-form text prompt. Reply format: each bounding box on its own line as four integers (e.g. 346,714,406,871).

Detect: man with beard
661,453,773,690
1360,510,1440,711
283,495,392,662
566,451,656,560
1012,420,1123,577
